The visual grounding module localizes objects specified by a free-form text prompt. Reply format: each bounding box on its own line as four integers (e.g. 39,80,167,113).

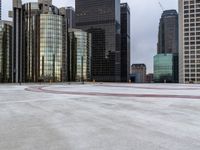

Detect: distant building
157,10,178,54
68,28,91,81
120,3,131,82
60,7,75,28
154,10,179,83
130,64,146,83
76,0,121,82
0,21,12,83
179,0,200,83
66,7,75,28
146,73,154,83
154,54,178,83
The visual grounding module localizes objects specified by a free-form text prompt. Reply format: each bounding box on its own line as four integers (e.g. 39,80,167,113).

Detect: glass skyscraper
120,3,130,82
154,54,178,83
68,29,91,81
154,10,179,83
0,0,1,20
0,21,12,83
76,0,121,82
12,0,67,82
157,10,178,54
40,14,63,82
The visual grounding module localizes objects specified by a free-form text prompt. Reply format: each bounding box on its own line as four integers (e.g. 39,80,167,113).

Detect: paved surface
0,83,200,150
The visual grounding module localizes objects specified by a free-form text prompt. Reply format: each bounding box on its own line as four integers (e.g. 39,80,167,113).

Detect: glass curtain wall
39,14,63,82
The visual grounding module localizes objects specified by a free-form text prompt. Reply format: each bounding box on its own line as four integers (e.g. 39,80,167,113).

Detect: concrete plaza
0,83,200,150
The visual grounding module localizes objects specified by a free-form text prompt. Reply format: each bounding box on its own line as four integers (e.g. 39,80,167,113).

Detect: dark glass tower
157,10,178,54
0,21,12,82
154,10,179,83
120,3,130,82
0,0,1,20
12,0,23,83
76,0,121,82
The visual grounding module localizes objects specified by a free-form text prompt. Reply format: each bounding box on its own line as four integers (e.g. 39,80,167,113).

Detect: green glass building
154,54,178,83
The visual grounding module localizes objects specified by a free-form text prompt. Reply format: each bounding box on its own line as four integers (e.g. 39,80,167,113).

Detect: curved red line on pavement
24,86,200,100
95,84,200,90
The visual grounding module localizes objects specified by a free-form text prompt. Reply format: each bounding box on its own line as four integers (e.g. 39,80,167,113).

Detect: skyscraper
66,7,76,28
76,0,121,82
120,3,130,82
68,29,91,81
154,10,179,83
157,10,178,54
0,21,12,83
12,0,23,83
179,0,200,83
12,0,67,82
0,0,1,20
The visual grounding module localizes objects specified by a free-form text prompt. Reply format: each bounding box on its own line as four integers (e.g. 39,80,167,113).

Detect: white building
179,0,200,83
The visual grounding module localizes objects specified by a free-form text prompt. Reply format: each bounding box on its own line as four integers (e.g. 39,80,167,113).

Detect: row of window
184,14,200,18
184,18,200,22
184,23,200,26
185,64,200,67
184,0,200,5
184,50,200,53
184,4,200,9
184,56,200,59
184,36,200,40
185,60,200,63
184,32,200,36
185,41,200,44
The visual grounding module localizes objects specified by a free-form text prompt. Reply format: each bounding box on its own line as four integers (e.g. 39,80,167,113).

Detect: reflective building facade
154,9,179,83
60,7,75,29
68,29,91,81
39,14,63,82
76,0,121,82
13,0,23,83
157,10,178,54
154,54,178,83
0,0,1,20
0,21,12,82
12,0,67,82
120,3,130,82
22,2,40,82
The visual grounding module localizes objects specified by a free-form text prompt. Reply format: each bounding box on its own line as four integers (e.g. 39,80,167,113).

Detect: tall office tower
12,0,67,82
66,7,75,28
12,0,23,83
154,10,179,83
0,0,1,20
120,3,130,82
179,0,200,83
0,21,12,83
68,29,91,81
76,0,121,82
158,10,178,54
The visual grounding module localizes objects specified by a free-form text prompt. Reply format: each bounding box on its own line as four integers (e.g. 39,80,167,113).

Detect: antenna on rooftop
158,1,165,11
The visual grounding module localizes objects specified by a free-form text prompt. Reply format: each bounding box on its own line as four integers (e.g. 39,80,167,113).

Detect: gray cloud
2,0,178,73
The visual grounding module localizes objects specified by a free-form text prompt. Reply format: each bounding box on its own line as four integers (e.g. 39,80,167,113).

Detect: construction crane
158,1,165,11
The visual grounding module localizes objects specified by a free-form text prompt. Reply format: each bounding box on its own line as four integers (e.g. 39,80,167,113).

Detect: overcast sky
2,0,178,73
